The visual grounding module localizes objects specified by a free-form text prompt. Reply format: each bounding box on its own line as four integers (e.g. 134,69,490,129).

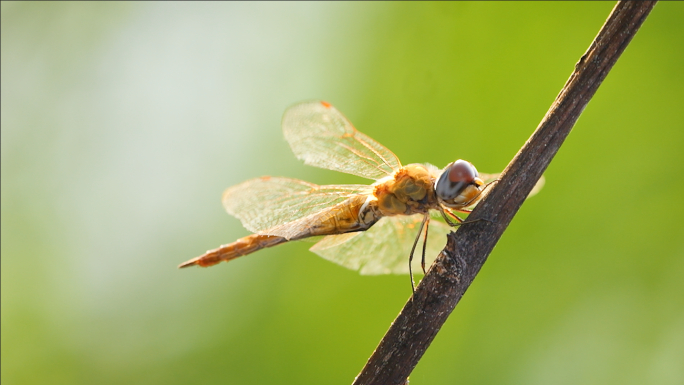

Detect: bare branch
352,2,657,384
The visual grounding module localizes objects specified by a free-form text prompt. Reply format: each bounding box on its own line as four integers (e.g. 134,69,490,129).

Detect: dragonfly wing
478,172,501,184
529,175,545,197
282,101,402,180
310,214,453,275
474,172,545,206
223,177,370,235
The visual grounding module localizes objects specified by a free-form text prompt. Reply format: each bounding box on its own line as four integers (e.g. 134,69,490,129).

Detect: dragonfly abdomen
178,234,287,268
179,195,382,268
294,194,381,238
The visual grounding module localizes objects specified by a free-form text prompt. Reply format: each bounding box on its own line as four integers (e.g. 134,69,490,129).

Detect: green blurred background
2,2,683,384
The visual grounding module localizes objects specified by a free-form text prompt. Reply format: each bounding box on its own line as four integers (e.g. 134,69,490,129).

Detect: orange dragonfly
179,101,537,287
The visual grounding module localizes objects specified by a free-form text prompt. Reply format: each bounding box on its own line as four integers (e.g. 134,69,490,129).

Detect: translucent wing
529,175,546,197
282,101,402,180
310,214,453,275
476,172,546,203
444,171,545,211
478,172,500,184
223,177,370,235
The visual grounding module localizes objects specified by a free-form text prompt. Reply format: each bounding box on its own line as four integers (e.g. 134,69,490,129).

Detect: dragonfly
179,101,537,289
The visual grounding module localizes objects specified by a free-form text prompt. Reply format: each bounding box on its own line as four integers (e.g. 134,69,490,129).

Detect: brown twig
352,2,657,384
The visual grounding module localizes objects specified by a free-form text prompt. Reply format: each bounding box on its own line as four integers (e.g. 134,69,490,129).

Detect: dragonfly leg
461,179,500,207
463,217,496,225
440,207,497,231
421,216,430,275
408,214,429,293
455,179,500,224
440,208,464,227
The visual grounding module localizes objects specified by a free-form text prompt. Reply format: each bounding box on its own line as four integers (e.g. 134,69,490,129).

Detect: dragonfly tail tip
177,259,198,269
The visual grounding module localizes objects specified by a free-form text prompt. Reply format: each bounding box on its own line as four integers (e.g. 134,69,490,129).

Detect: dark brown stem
352,2,657,384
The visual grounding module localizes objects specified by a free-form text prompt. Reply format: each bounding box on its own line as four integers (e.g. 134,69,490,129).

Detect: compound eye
436,159,479,201
448,159,478,184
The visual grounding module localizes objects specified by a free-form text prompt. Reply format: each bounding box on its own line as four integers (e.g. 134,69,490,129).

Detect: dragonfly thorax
372,164,438,216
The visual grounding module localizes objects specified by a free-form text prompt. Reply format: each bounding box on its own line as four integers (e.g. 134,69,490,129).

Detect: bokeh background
2,2,683,384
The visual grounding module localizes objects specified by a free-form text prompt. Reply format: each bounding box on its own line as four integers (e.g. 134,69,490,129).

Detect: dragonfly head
436,159,485,209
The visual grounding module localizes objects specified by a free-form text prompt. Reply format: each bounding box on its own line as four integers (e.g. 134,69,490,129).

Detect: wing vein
354,134,397,173
337,142,393,176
